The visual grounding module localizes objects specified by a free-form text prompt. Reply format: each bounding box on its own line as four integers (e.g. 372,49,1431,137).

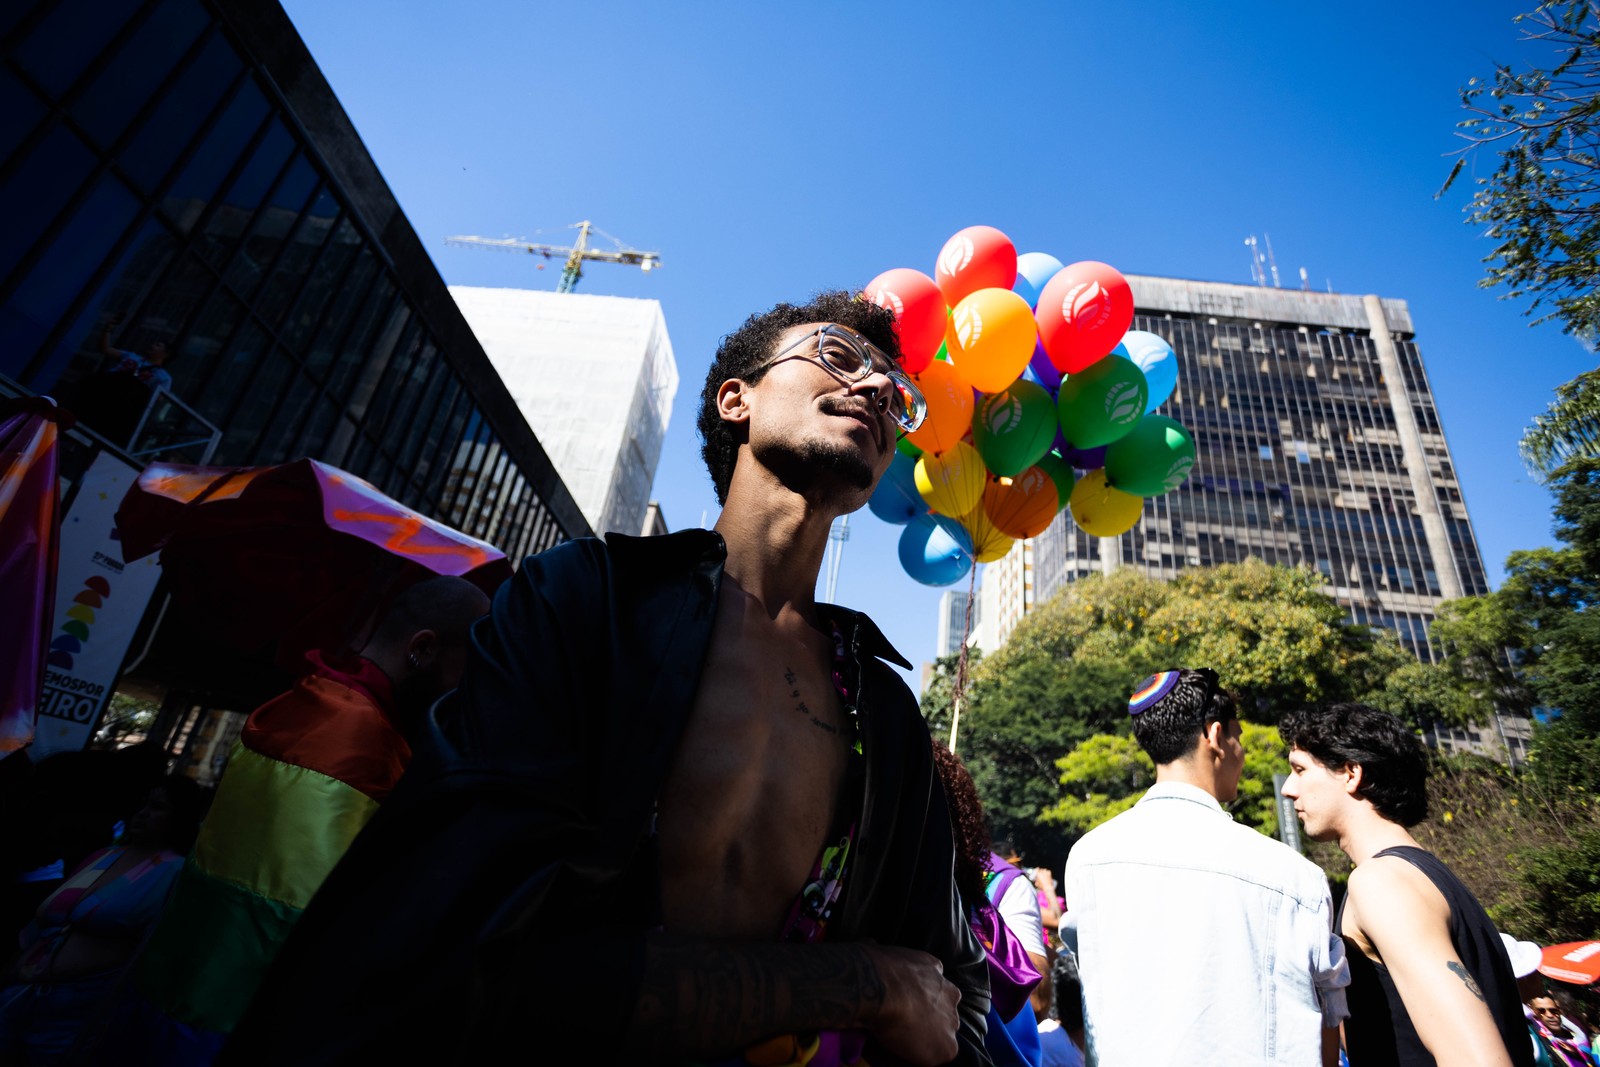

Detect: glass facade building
1033,276,1488,657
1022,276,1519,758
0,0,589,562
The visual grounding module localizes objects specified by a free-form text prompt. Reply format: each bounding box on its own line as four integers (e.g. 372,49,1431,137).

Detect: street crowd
2,292,1592,1066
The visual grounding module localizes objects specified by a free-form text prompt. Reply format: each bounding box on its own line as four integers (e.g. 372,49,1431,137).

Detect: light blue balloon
1113,330,1179,414
868,451,924,525
898,513,974,586
1012,252,1066,310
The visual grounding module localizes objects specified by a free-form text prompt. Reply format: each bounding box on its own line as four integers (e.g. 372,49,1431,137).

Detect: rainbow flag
135,657,409,1036
0,398,66,754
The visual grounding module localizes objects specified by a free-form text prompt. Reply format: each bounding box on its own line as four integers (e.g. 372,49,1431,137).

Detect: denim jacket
1063,781,1348,1066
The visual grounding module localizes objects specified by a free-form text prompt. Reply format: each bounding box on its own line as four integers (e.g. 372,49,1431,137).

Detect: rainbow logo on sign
48,575,111,671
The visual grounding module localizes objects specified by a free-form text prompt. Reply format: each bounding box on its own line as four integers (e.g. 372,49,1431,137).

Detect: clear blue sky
282,0,1594,690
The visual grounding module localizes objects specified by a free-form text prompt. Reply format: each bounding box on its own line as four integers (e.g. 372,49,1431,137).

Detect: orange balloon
915,440,987,518
960,502,1016,563
907,359,974,455
945,288,1038,394
983,465,1059,539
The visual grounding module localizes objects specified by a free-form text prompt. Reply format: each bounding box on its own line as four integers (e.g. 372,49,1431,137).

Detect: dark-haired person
1279,703,1534,1067
223,293,989,1066
1064,670,1347,1066
0,776,204,1065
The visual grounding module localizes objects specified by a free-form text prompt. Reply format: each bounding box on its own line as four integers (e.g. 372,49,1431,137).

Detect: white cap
1501,931,1543,979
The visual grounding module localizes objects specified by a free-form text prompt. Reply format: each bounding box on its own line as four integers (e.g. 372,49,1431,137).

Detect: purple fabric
976,856,1044,1021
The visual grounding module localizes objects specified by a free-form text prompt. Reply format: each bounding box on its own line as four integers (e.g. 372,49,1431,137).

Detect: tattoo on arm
1446,961,1485,1003
629,939,886,1058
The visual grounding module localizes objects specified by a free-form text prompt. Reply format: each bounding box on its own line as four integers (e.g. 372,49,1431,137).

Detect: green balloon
1035,450,1076,510
895,434,923,459
1057,355,1148,448
971,380,1056,477
935,341,949,362
1104,415,1196,496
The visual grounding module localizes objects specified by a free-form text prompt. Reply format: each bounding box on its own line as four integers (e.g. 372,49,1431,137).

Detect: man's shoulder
1220,820,1330,893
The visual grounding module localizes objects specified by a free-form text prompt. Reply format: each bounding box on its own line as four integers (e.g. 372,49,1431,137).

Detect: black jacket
223,529,990,1065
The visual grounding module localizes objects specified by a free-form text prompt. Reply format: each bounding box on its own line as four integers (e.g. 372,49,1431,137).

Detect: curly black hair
1278,703,1429,827
696,291,903,505
1131,668,1237,766
929,740,993,911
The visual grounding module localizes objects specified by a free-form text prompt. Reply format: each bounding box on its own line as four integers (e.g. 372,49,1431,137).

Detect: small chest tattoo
784,666,840,736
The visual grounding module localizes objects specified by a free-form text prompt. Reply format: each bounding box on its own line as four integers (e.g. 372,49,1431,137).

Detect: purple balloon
1028,340,1061,390
1061,442,1107,471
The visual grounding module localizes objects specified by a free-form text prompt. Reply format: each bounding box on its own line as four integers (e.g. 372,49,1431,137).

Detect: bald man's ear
717,379,751,426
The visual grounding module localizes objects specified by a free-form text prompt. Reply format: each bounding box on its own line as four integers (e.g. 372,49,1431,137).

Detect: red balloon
1036,261,1134,374
934,226,1017,307
864,268,945,373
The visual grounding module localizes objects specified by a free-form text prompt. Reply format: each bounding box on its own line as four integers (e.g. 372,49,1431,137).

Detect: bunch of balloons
863,226,1196,587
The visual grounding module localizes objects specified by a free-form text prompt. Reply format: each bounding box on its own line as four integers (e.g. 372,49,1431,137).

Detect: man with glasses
224,293,988,1066
1062,669,1348,1066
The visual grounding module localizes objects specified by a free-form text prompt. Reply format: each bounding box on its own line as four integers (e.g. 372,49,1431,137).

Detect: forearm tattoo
1446,961,1485,1003
630,941,886,1058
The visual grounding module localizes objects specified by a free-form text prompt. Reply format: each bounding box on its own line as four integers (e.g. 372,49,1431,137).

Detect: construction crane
445,220,661,294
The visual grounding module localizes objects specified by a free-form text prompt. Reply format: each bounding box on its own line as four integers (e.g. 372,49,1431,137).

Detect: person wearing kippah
1062,669,1349,1066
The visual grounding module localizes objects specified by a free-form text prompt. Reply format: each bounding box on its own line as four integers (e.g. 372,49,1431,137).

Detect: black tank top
1337,846,1534,1067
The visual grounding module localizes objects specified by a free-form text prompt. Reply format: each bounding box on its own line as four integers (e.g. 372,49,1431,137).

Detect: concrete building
973,540,1035,654
1021,275,1523,761
449,286,677,539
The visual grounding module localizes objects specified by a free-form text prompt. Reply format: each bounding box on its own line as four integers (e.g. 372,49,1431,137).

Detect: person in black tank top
1280,704,1535,1067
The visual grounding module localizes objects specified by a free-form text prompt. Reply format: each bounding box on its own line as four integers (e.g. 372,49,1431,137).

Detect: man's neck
1339,810,1419,866
713,479,839,620
1153,757,1222,802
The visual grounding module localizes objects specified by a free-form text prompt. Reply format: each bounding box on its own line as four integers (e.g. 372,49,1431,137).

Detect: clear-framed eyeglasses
763,324,927,434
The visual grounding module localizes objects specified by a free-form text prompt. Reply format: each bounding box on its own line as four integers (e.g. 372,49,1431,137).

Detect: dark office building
1029,276,1522,759
0,0,589,559
1,0,591,766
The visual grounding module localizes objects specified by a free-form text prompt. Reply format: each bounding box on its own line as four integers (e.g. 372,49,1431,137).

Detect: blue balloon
1012,252,1066,309
868,451,925,525
1113,331,1178,414
898,513,974,586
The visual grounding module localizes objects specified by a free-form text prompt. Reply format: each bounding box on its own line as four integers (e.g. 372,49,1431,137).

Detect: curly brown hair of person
695,291,903,505
929,740,993,910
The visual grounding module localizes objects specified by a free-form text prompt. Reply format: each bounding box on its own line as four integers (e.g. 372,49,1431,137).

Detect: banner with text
33,452,161,759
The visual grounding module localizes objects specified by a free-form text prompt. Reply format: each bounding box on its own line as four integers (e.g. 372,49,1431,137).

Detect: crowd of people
1,292,1594,1065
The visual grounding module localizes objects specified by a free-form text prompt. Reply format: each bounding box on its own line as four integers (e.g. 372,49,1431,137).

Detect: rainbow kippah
1128,671,1182,715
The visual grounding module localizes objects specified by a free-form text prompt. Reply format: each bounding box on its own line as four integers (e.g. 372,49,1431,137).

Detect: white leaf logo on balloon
1062,281,1112,332
955,305,983,349
939,237,975,277
984,395,1022,435
1104,383,1143,423
1016,468,1046,494
872,288,904,317
1163,456,1194,491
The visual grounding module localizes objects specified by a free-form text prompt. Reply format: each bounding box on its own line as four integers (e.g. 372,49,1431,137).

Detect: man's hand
863,945,961,1066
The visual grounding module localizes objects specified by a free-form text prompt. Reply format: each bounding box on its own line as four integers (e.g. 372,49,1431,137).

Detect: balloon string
949,559,978,753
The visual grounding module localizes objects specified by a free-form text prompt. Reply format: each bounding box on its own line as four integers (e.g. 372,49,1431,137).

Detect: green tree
1042,723,1290,838
950,559,1420,863
1439,2,1600,475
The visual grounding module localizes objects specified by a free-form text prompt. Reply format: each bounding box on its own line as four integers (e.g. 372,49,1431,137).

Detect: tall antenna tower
823,515,849,603
1263,233,1282,289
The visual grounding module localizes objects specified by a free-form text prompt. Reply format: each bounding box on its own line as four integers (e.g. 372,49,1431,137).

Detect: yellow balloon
1069,468,1145,537
915,440,986,518
960,500,1016,563
945,287,1038,394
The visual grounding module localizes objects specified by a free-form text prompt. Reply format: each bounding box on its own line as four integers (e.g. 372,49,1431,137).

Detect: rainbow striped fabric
135,656,409,1038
